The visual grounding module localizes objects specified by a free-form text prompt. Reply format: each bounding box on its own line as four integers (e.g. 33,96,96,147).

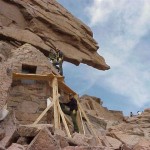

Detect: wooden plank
57,95,61,129
53,77,59,129
76,96,100,143
57,101,72,138
33,100,54,125
79,108,85,134
58,81,76,95
64,114,72,125
76,110,83,134
13,73,52,80
13,73,64,81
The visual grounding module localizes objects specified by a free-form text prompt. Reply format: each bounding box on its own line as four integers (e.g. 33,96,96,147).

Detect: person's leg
59,61,63,76
71,111,79,133
60,103,71,115
52,61,60,71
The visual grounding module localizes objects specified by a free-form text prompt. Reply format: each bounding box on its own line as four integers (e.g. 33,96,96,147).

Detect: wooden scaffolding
13,73,100,141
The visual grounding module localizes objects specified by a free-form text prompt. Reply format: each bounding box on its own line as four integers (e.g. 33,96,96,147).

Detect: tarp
0,104,9,121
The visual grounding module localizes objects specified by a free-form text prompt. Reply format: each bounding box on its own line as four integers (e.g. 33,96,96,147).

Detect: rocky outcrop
106,108,150,149
1,95,150,150
0,0,109,70
80,95,124,124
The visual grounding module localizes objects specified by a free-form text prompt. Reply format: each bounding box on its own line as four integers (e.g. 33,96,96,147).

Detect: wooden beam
57,98,61,129
64,114,72,126
79,108,85,134
57,101,72,138
13,73,64,81
58,81,76,95
53,77,59,129
33,100,54,125
76,110,83,134
76,96,100,143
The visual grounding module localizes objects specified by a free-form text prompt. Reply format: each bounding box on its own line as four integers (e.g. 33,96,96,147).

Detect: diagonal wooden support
33,100,54,125
52,77,59,129
57,100,72,138
64,114,72,126
79,108,85,134
76,96,100,143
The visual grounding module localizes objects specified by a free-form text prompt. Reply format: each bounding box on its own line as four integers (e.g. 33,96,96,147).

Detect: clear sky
57,0,150,116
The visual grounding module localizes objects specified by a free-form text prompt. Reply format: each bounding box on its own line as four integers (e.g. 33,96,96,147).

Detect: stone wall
0,43,59,109
7,80,51,124
7,43,57,75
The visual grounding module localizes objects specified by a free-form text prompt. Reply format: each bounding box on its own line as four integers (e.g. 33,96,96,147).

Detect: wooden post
53,77,59,129
79,108,85,134
76,109,83,134
75,95,100,143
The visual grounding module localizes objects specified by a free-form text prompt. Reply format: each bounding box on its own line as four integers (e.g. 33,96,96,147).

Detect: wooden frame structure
13,73,100,141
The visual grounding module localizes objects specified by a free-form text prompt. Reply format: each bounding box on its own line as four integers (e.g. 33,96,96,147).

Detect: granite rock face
0,0,109,70
1,95,150,150
0,43,58,109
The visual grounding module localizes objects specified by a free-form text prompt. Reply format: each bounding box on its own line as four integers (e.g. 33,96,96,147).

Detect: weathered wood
79,108,85,134
13,73,64,81
76,96,100,142
76,110,83,134
53,77,59,129
33,101,54,125
57,99,61,129
64,114,72,126
58,81,76,95
57,101,71,138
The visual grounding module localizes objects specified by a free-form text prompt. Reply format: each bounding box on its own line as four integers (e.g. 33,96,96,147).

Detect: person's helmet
69,93,72,96
56,48,59,52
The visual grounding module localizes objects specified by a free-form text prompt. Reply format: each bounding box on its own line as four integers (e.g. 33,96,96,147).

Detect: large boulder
108,131,141,148
72,133,99,146
0,114,18,148
7,143,25,150
27,128,60,150
0,128,5,141
105,136,122,149
54,129,69,148
62,146,111,150
17,124,53,137
0,0,109,71
132,139,150,150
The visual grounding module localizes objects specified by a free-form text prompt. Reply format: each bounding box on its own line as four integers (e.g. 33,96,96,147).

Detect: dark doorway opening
22,64,37,74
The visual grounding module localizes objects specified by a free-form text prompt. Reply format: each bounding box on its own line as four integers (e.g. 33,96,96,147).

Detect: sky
57,0,150,116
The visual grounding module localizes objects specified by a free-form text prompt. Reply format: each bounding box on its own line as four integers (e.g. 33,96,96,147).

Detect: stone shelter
0,43,59,124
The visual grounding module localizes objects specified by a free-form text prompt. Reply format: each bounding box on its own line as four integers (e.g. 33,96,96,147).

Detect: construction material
57,100,72,138
53,77,59,129
18,72,98,140
0,104,9,121
76,97,100,142
33,101,54,125
13,73,64,81
58,81,76,95
79,108,85,134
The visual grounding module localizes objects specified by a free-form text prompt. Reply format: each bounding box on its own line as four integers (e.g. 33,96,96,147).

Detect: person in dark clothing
65,94,78,112
60,93,79,133
130,112,133,117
